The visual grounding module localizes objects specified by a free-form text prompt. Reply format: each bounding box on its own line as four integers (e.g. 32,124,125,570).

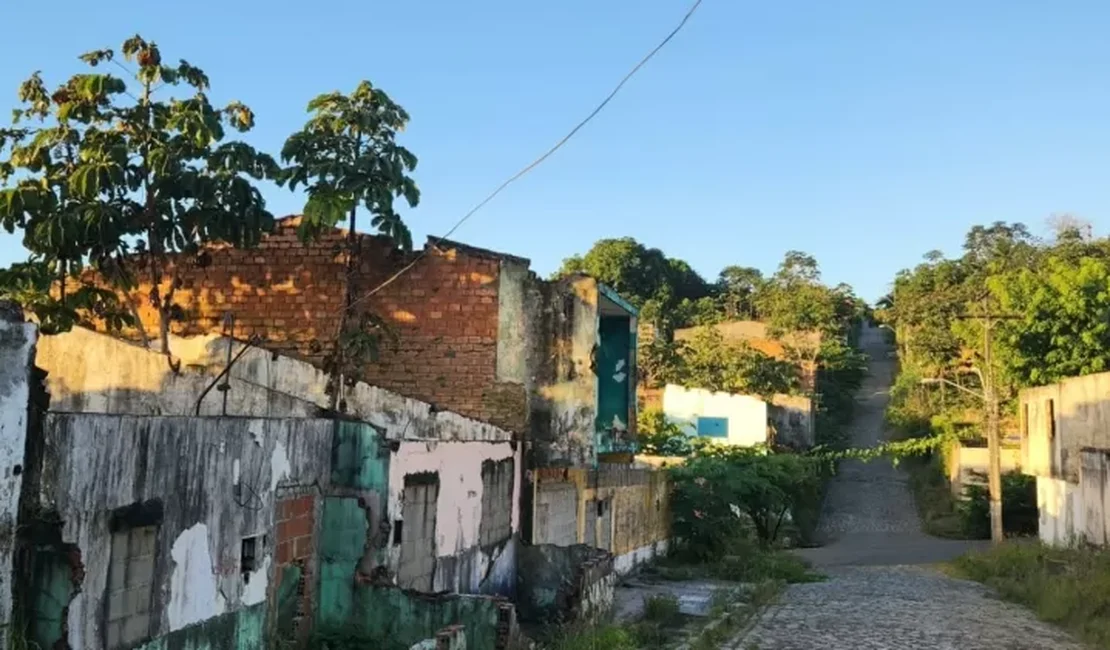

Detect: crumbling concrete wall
515,544,615,624
26,414,334,650
0,306,35,649
528,276,601,467
531,467,669,576
388,440,520,596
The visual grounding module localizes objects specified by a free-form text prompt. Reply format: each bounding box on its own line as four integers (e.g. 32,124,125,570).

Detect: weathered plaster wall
37,326,516,445
387,440,521,595
945,442,1023,497
1079,448,1110,546
0,309,35,649
662,384,768,447
531,276,600,467
29,414,334,650
1037,476,1085,547
516,544,614,624
1019,373,1110,483
531,467,669,576
769,394,815,448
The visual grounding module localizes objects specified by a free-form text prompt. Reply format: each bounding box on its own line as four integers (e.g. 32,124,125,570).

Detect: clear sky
1,1,1107,301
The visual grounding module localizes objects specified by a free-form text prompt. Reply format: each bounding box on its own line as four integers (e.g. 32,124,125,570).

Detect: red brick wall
273,495,315,636
108,219,527,430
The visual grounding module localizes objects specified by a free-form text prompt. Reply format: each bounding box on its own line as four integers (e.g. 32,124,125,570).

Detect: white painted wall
1037,476,1085,546
662,384,768,447
0,316,35,650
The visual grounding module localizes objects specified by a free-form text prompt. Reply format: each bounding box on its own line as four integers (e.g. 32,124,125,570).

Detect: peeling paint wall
531,467,669,575
516,544,615,624
387,440,521,596
28,414,334,650
0,308,35,648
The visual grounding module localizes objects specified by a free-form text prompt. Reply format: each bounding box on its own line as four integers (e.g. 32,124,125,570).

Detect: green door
596,315,632,444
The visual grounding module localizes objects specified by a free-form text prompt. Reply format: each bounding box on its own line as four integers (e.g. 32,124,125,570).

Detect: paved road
728,326,1085,650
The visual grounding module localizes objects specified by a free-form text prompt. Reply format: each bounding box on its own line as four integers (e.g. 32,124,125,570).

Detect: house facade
1019,372,1110,546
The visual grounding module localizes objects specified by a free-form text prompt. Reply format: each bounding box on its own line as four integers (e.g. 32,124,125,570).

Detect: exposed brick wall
274,495,315,637
104,219,528,430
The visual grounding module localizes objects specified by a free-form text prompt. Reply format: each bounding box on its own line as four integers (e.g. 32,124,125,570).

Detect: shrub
959,471,1038,538
641,593,682,626
636,408,693,456
669,447,823,556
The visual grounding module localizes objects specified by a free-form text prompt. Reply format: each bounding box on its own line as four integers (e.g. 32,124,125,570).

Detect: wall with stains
528,276,600,467
25,414,334,650
530,467,670,575
0,307,35,650
386,440,521,595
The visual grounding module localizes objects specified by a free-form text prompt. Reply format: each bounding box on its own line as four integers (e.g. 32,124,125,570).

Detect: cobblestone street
728,327,1087,650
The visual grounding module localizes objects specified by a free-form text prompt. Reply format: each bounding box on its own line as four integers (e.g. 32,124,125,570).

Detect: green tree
0,36,279,360
641,327,799,399
756,251,838,336
282,81,421,397
556,238,712,333
717,265,763,319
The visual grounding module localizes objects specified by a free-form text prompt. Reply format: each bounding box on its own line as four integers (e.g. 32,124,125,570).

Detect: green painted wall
318,497,369,629
349,586,502,650
596,315,633,453
331,420,389,490
27,545,74,650
320,420,391,631
136,605,265,650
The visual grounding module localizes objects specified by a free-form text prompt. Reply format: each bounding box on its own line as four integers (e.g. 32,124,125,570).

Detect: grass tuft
952,542,1110,648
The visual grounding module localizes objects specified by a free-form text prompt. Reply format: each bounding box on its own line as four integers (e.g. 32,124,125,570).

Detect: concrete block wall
531,467,670,575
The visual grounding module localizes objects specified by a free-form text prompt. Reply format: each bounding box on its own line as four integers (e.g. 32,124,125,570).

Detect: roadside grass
950,543,1110,649
648,544,824,585
902,454,966,539
545,581,783,650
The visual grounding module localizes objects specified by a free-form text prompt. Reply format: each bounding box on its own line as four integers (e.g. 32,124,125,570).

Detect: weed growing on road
952,543,1110,648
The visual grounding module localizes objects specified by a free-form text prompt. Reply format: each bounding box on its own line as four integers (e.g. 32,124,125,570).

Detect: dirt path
727,326,1085,649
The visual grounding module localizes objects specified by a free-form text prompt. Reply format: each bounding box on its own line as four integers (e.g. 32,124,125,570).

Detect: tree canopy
0,35,280,356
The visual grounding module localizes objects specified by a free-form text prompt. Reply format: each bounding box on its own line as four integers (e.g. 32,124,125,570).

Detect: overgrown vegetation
0,37,420,374
951,543,1110,649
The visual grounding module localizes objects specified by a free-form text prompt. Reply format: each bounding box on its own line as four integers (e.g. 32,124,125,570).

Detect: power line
345,0,704,312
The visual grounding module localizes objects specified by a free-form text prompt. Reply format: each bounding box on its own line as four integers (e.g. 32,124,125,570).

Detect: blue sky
1,1,1107,301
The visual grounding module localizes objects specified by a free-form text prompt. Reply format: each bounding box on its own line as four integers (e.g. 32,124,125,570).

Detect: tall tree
282,81,420,398
0,35,279,362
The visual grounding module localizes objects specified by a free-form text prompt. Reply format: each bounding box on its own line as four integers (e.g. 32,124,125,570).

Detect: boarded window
696,416,729,438
397,473,439,592
106,526,157,649
480,459,514,546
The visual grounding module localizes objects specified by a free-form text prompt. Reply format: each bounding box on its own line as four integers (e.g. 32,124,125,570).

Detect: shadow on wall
514,544,615,626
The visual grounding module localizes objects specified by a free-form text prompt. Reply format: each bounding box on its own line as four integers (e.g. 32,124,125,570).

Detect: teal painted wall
596,315,633,453
331,420,389,490
136,605,265,650
319,420,392,632
349,586,502,650
26,545,74,650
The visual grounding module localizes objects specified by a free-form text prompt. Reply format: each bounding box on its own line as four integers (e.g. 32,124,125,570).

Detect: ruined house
1020,372,1110,547
0,221,667,648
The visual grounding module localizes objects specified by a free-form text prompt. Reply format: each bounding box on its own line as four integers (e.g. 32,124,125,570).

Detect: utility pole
981,312,1004,544
948,304,1018,545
